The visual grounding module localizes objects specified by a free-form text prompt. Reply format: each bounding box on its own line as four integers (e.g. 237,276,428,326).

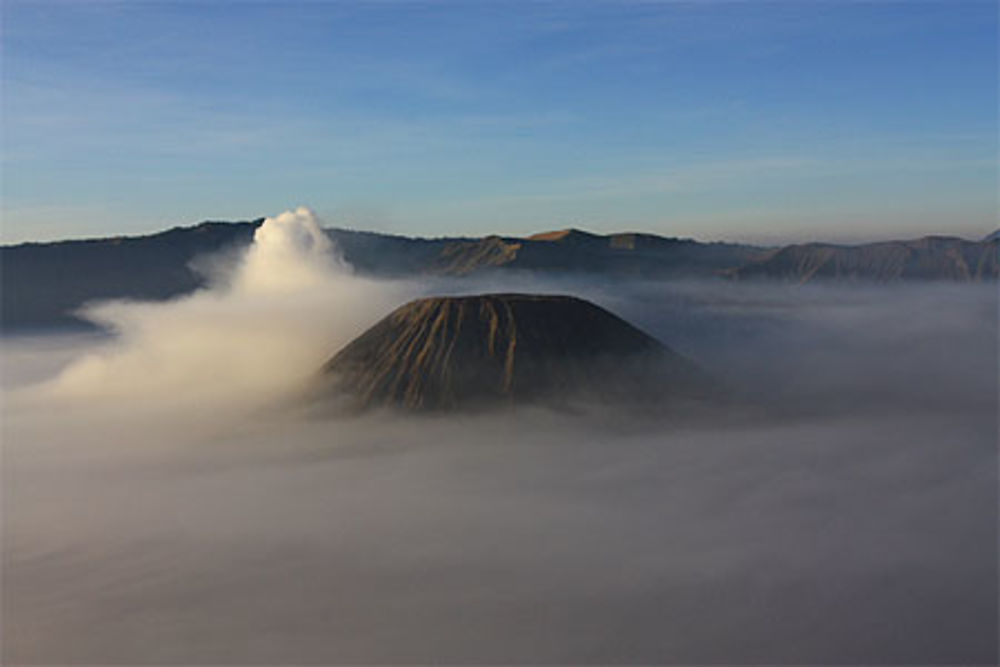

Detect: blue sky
2,0,996,243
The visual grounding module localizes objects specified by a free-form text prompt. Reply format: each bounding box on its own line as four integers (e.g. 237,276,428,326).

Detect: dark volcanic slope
320,293,714,411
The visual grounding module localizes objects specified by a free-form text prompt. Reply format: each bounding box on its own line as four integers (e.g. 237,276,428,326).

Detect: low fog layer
2,209,996,664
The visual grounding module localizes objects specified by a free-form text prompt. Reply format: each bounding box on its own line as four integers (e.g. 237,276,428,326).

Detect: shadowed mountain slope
431,228,760,277
0,223,757,329
1,221,260,329
319,293,715,412
729,236,999,283
3,220,995,331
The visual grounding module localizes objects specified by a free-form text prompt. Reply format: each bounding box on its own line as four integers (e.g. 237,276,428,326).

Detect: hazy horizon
2,209,997,247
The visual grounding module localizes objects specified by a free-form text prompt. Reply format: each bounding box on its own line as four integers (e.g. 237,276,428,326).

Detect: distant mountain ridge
728,236,998,283
1,221,260,330
2,220,995,330
430,228,759,278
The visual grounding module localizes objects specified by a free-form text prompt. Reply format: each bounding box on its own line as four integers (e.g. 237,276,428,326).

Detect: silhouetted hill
729,236,999,284
318,293,715,412
2,220,995,331
1,221,260,329
325,228,470,276
0,222,461,329
431,228,760,277
0,223,758,330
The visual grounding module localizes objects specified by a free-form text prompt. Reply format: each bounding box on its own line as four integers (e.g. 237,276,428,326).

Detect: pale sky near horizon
2,0,996,244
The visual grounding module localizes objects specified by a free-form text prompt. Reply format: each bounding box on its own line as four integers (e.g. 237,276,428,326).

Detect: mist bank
2,208,996,663
4,401,995,664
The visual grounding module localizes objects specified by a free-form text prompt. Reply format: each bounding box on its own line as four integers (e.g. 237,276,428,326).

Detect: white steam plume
36,207,410,411
235,206,345,294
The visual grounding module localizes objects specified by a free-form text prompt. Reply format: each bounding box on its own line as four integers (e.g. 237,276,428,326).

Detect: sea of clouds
2,208,996,664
